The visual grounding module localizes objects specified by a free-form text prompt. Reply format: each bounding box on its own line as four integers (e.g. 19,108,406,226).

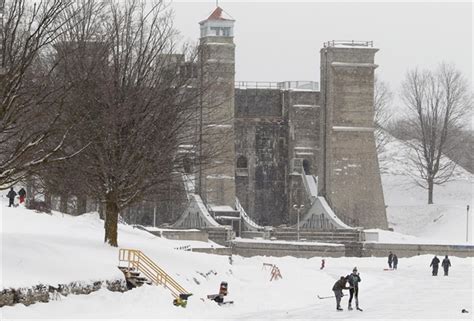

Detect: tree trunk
104,193,119,247
26,177,35,203
428,178,434,204
77,196,87,215
44,192,52,208
60,193,69,213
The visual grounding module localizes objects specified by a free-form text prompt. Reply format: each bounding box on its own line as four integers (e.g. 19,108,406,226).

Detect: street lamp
467,205,470,243
293,204,305,241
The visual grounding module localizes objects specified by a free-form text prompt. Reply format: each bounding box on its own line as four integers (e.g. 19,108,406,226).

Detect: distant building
178,7,388,230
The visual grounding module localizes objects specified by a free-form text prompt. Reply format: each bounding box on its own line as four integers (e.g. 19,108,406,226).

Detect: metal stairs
118,249,192,306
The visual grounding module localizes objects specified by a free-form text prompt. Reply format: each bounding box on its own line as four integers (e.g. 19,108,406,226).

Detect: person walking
430,256,440,276
442,255,451,276
18,188,26,204
347,267,362,311
332,276,349,311
392,254,398,270
6,188,17,207
388,251,394,269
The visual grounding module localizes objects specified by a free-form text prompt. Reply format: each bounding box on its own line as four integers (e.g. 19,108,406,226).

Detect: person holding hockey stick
332,276,349,311
347,267,362,311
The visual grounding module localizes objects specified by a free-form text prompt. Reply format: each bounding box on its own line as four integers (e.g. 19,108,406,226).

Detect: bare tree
50,0,225,247
401,63,471,204
374,76,393,154
0,0,78,188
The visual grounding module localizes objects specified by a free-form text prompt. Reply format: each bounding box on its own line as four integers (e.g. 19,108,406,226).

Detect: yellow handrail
118,248,190,298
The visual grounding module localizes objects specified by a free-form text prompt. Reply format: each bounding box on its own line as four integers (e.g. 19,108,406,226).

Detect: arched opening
236,155,248,169
303,159,311,175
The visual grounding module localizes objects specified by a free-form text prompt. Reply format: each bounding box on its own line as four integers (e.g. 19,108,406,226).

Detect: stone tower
197,7,236,208
319,41,388,229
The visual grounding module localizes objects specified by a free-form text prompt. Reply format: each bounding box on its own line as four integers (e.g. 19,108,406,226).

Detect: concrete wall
361,243,474,258
286,91,320,223
234,89,288,226
196,241,474,259
232,240,346,258
234,88,321,227
159,230,209,242
319,45,387,229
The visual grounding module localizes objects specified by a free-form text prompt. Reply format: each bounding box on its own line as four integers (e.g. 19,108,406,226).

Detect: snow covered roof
199,7,235,24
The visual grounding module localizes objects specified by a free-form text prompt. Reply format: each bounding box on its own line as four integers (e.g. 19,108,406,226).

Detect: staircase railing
118,248,190,298
235,198,264,231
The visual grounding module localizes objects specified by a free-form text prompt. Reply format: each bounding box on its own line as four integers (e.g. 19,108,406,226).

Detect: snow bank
379,133,473,244
0,200,221,289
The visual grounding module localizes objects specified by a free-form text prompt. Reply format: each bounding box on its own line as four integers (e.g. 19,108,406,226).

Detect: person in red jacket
18,188,26,204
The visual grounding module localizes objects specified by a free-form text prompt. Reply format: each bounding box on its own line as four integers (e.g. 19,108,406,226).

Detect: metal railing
236,198,264,231
323,40,374,48
235,81,319,91
118,249,190,299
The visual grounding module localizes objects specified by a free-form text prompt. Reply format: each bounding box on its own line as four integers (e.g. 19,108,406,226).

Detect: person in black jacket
392,254,398,270
347,267,362,310
388,251,394,269
6,188,17,207
442,255,451,276
430,256,440,276
332,276,349,311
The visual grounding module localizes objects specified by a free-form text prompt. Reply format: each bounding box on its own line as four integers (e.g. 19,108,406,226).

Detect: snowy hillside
379,134,473,244
1,203,473,320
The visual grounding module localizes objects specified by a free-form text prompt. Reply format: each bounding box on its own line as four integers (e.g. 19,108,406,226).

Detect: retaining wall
0,279,126,308
361,243,474,258
190,241,474,259
151,230,209,242
232,240,346,258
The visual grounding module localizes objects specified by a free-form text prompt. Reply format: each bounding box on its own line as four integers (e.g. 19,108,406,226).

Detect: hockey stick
317,294,344,299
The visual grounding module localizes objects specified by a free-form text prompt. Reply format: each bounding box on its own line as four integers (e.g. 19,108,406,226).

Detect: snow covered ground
1,202,473,320
379,135,473,244
0,133,473,320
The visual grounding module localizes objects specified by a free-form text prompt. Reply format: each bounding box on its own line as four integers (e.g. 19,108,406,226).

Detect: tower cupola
199,7,235,38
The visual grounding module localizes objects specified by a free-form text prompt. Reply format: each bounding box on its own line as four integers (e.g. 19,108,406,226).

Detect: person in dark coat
332,276,349,311
430,256,440,276
388,251,394,269
6,188,17,207
18,188,26,204
392,254,398,270
442,255,451,276
347,267,362,310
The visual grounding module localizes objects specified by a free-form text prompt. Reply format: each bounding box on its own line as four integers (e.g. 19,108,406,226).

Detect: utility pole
467,205,470,243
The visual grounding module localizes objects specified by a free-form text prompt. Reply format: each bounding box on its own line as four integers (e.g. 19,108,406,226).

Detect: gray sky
170,0,472,97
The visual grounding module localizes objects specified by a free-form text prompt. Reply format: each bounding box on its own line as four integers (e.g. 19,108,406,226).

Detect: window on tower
209,27,231,36
210,27,220,36
222,27,231,36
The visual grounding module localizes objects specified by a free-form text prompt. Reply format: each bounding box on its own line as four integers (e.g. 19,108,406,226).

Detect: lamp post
467,205,470,243
293,204,305,241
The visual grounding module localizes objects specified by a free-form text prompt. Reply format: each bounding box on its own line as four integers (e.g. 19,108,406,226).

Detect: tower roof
199,6,235,24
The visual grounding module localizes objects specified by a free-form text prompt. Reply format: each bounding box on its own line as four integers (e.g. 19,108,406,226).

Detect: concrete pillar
197,7,236,208
319,41,387,229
